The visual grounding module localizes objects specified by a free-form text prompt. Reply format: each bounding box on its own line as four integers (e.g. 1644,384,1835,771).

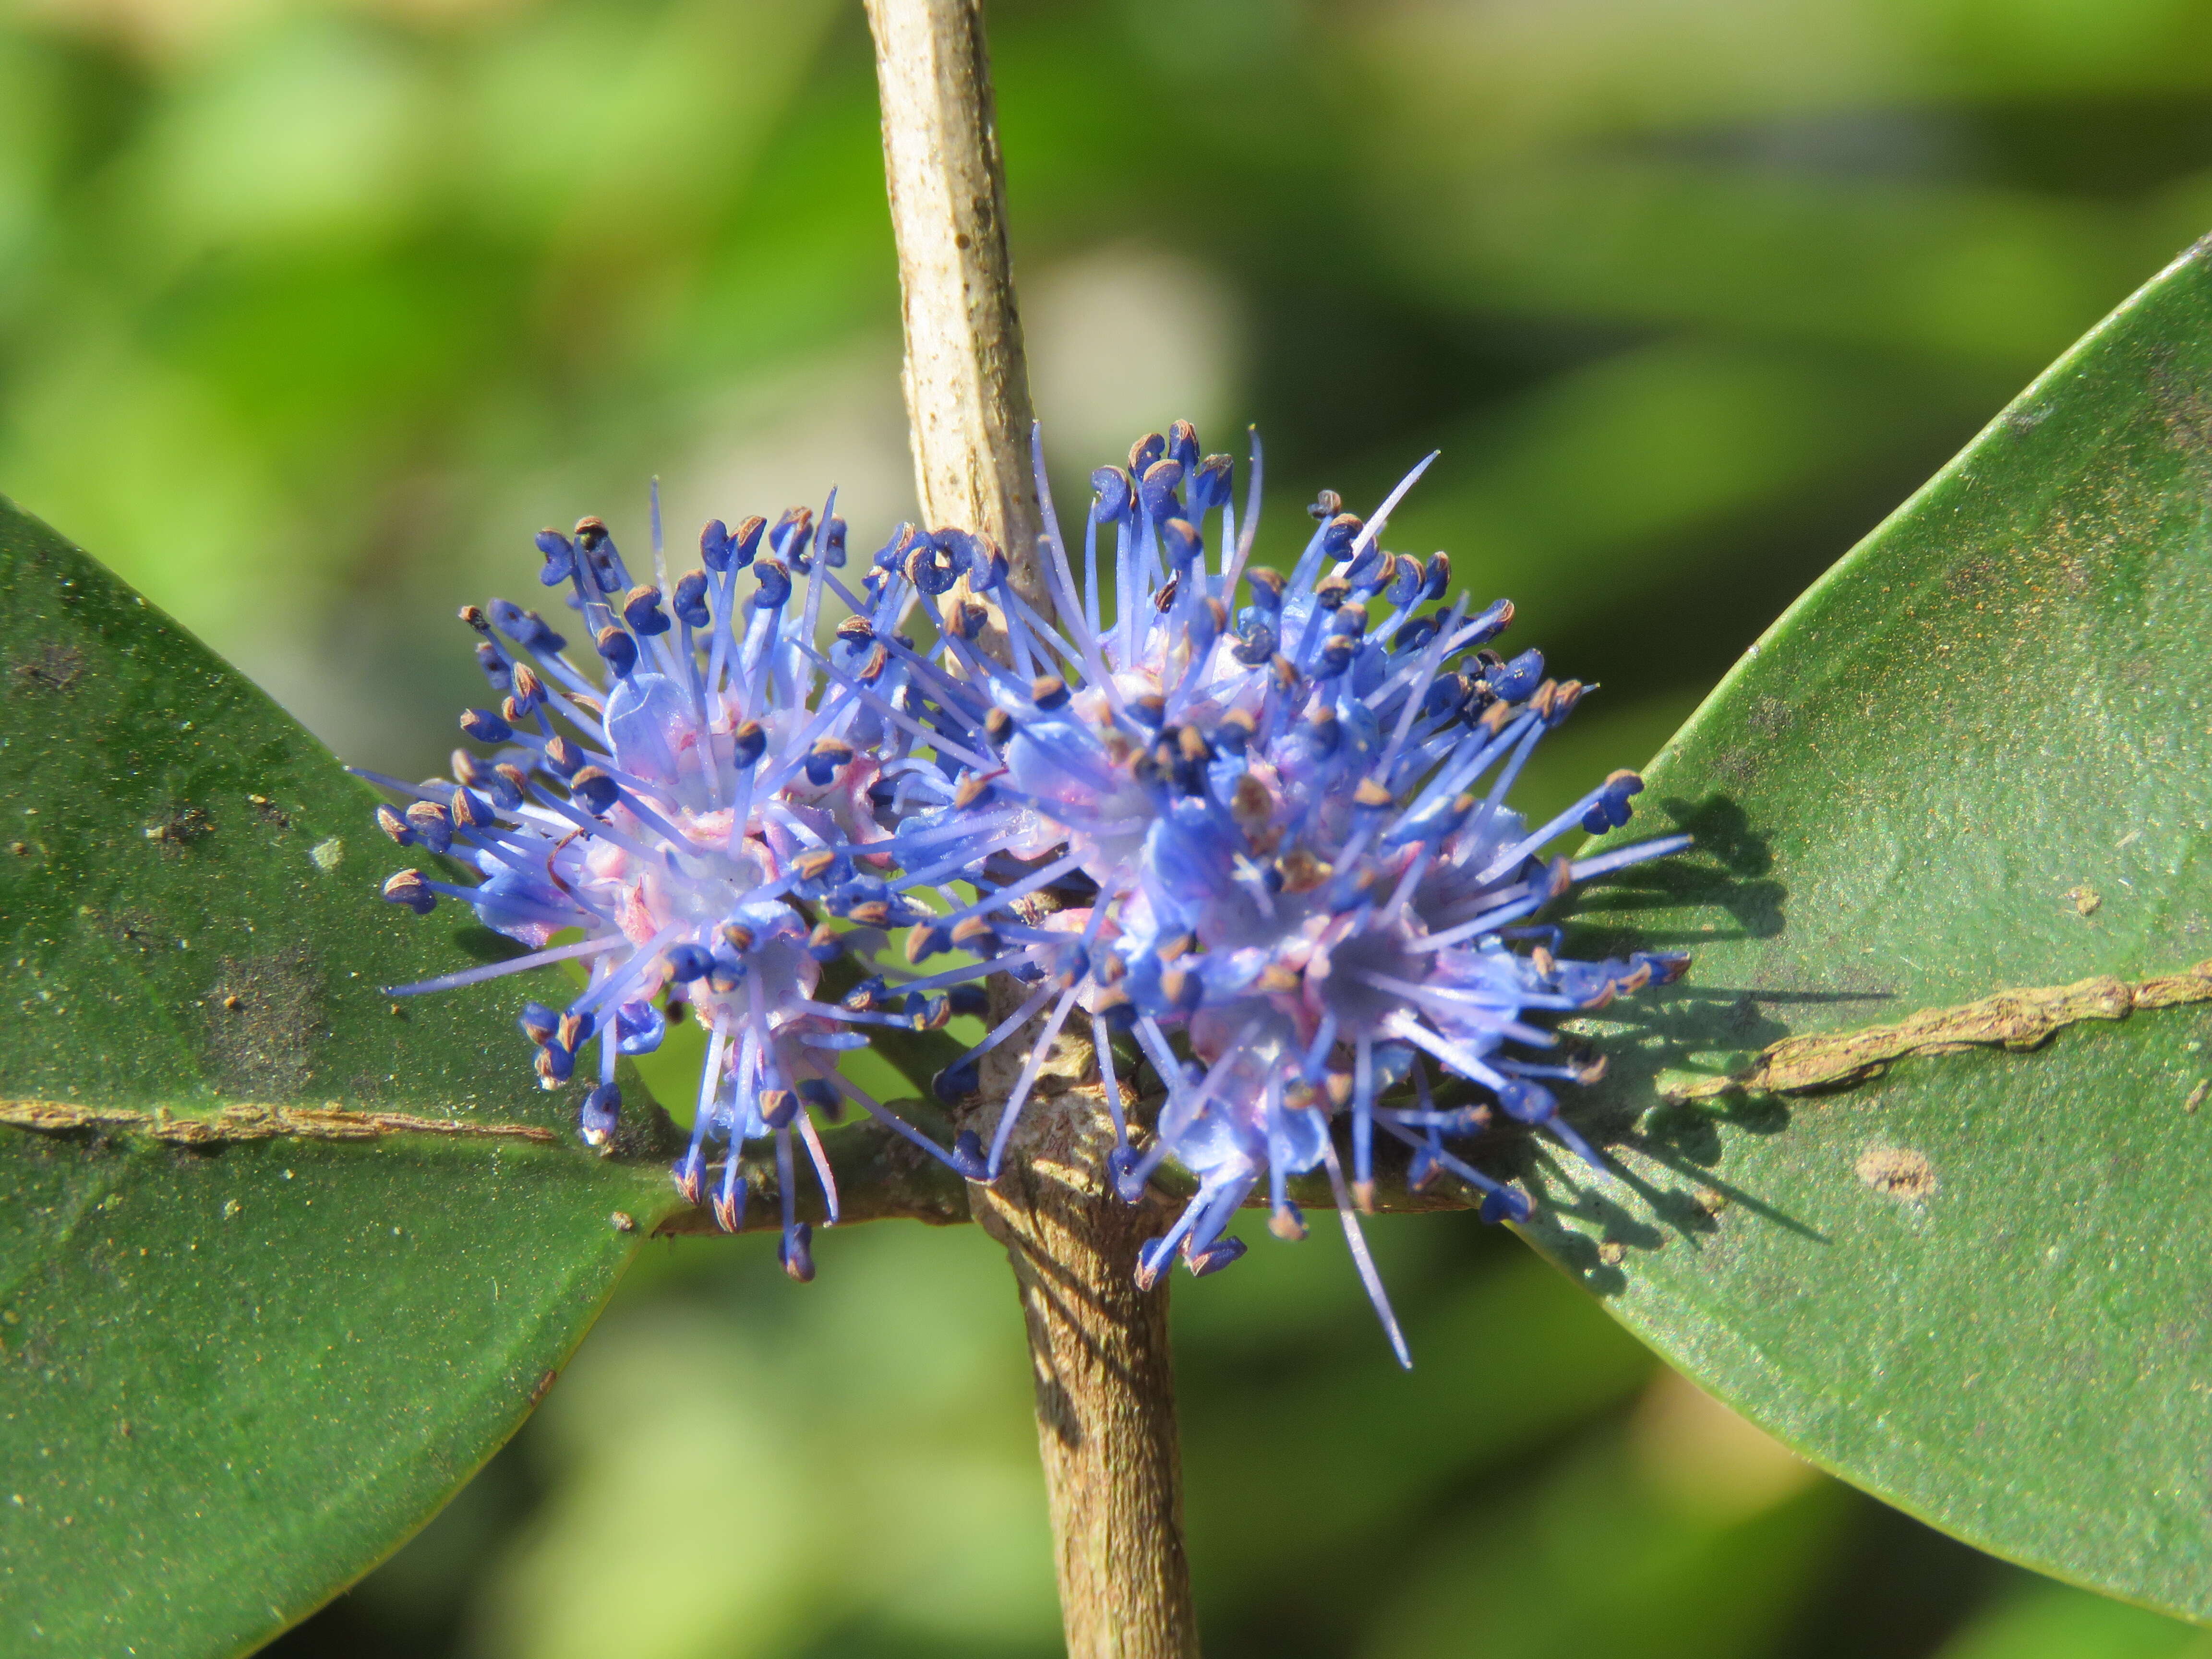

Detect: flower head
363,491,992,1277
894,423,1688,1360
359,425,1687,1346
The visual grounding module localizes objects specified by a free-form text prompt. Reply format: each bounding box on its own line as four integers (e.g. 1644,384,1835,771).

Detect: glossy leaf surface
0,504,679,1657
1539,239,2212,1620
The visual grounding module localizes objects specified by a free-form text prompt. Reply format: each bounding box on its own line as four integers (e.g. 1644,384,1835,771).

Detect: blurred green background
8,0,2212,1652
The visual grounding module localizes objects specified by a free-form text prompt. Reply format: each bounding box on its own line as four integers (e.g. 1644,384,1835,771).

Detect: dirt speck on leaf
1856,1143,1936,1202
2068,884,2102,917
1746,696,1796,739
204,949,326,1097
144,806,213,848
9,642,84,696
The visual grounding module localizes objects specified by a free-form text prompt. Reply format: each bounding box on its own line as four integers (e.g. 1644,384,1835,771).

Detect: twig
865,5,1202,1653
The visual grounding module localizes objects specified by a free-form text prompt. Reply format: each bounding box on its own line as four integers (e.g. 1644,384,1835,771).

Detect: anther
622,585,670,636
805,736,854,785
450,788,494,830
1422,551,1452,601
568,768,619,815
1092,466,1133,521
534,1043,574,1088
594,626,638,677
672,571,710,627
943,596,989,640
731,722,767,769
750,557,793,611
578,1083,621,1149
534,529,575,586
381,869,434,914
712,1185,745,1235
460,708,512,744
663,944,712,983
950,915,1000,951
1191,452,1233,510
404,800,453,854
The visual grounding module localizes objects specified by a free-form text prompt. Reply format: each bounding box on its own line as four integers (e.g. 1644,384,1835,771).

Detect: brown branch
864,0,1048,617
653,1116,974,1235
866,5,1201,1654
1668,960,2212,1100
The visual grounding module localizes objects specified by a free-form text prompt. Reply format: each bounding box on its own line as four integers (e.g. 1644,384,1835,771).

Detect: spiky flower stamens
363,490,999,1274
890,422,1688,1360
361,426,1687,1341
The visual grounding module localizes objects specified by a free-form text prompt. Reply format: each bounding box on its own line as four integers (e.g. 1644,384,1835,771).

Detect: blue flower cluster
366,428,1685,1352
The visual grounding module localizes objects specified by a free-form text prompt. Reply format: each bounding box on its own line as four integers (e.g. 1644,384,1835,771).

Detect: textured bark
972,1077,1200,1659
864,0,1049,617
865,5,1202,1653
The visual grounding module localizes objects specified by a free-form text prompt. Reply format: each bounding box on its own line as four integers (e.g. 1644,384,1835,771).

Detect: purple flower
361,492,996,1277
896,423,1689,1362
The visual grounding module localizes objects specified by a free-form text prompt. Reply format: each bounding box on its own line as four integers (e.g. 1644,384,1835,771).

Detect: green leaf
1531,238,2212,1620
0,502,683,1658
